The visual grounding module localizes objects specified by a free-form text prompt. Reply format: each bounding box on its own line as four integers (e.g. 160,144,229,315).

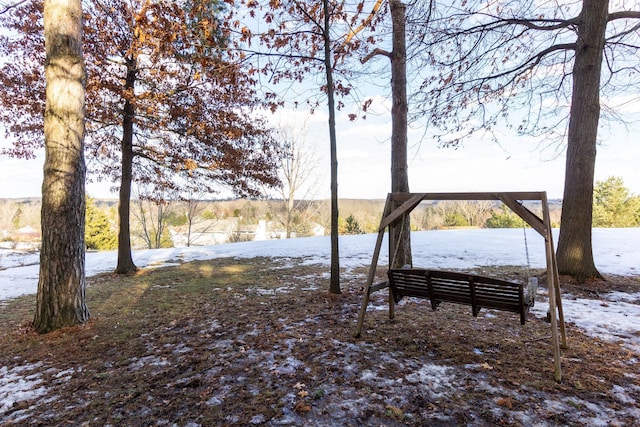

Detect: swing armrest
368,280,389,295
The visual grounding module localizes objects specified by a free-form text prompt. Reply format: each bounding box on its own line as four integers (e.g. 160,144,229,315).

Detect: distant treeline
1,176,637,249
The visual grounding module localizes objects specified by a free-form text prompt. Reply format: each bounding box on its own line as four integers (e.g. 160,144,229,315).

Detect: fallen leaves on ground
0,258,638,426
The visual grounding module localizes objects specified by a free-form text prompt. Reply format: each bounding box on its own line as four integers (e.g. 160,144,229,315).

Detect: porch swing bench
386,268,537,325
355,192,567,382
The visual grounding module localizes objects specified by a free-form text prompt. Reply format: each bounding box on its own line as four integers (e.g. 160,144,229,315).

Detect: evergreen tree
444,212,469,227
341,214,364,235
486,206,526,229
592,177,640,227
85,197,118,250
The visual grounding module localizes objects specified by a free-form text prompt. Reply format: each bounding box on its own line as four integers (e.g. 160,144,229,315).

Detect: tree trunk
557,0,607,282
115,61,138,274
34,0,89,333
186,202,194,247
323,0,340,294
286,186,294,238
389,0,412,268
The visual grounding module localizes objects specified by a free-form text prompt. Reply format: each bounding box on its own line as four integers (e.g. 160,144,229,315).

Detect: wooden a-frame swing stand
354,192,567,382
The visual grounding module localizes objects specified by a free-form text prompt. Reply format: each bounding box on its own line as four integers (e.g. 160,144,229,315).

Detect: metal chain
523,225,532,270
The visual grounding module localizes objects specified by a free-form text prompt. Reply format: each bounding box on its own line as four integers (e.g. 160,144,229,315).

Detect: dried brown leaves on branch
0,0,282,197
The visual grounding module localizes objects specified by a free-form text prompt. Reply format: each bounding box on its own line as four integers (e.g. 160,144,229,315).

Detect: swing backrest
388,268,533,324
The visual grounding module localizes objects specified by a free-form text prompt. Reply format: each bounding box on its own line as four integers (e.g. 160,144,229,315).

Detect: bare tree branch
0,0,28,14
361,47,391,63
608,10,640,21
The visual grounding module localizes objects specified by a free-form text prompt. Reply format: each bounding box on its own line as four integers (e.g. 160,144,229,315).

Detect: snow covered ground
1,228,639,425
1,228,639,315
2,228,638,299
2,228,639,352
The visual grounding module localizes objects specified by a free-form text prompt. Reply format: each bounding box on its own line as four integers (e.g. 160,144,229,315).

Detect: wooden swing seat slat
388,268,534,325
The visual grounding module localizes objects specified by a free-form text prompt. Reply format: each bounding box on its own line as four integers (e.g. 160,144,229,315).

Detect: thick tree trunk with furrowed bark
557,0,607,282
34,0,89,333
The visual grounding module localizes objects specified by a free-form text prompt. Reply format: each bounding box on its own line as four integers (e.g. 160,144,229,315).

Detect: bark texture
115,61,138,274
557,0,608,281
34,0,89,333
389,0,412,268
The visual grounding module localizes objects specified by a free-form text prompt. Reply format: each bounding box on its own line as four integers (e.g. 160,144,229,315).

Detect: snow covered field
2,228,638,297
2,228,639,351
